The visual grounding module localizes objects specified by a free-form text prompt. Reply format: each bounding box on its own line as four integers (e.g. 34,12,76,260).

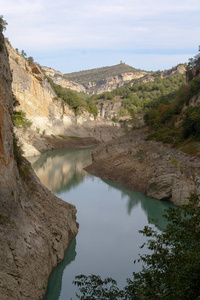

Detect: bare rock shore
85,129,200,207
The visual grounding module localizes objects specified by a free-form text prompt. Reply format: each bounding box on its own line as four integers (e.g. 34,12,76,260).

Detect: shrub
13,110,32,132
182,106,200,140
74,194,200,300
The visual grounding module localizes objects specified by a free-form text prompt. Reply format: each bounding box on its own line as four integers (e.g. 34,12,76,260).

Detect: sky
1,0,200,74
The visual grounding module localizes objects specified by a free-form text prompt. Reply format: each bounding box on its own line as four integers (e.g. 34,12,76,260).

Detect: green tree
27,56,34,65
74,194,200,299
13,110,32,132
21,50,27,58
0,15,8,32
0,15,7,51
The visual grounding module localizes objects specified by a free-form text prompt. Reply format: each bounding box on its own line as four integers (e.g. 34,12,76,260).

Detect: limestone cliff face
8,44,66,134
97,99,122,119
0,36,78,299
161,64,186,78
42,66,86,93
7,44,124,156
85,129,200,207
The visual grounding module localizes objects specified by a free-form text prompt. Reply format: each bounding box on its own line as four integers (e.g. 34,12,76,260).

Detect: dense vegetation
73,195,200,299
64,63,143,85
143,74,200,148
47,77,98,116
93,73,186,114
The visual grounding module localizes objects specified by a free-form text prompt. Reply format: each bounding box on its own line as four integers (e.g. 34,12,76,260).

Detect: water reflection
28,148,94,193
29,148,172,231
43,238,77,300
29,148,173,300
103,180,171,230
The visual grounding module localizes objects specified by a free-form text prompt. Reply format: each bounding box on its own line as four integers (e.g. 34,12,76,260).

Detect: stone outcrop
42,66,86,93
161,64,186,78
85,129,200,207
129,64,186,86
0,35,78,299
84,71,147,95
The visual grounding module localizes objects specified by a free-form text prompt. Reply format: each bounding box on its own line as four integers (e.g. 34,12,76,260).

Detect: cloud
2,0,200,71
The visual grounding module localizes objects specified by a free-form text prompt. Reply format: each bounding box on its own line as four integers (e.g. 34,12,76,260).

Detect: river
28,147,173,300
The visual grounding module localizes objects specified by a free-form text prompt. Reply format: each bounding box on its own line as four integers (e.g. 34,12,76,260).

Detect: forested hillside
143,55,200,152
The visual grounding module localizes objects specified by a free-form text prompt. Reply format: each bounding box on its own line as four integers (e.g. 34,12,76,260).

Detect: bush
182,106,200,140
13,134,30,179
73,195,200,300
13,110,32,132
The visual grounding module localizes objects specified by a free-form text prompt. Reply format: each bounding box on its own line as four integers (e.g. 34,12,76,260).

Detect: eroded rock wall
85,129,200,207
7,44,124,156
0,35,78,300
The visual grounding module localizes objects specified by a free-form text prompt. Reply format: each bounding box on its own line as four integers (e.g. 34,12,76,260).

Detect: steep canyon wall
7,44,123,156
0,36,78,300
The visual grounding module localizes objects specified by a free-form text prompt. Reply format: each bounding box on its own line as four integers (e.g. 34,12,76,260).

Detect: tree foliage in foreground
73,194,200,299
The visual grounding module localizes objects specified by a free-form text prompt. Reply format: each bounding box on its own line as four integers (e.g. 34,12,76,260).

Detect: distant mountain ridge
63,63,145,85
43,63,148,95
43,62,186,95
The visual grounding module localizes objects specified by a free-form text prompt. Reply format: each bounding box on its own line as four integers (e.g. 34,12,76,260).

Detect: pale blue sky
2,0,200,73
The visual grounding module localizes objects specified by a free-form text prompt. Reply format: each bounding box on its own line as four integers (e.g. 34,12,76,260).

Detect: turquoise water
29,148,172,300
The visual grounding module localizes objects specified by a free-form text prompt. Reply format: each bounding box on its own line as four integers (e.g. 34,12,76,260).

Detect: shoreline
84,129,200,207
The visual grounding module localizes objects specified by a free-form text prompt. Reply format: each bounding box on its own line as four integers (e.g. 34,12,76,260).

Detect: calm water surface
29,148,173,300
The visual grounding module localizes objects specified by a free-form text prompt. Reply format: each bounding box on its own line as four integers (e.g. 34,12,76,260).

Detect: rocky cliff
7,44,124,156
129,64,186,86
0,34,78,299
85,129,200,207
42,66,86,93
